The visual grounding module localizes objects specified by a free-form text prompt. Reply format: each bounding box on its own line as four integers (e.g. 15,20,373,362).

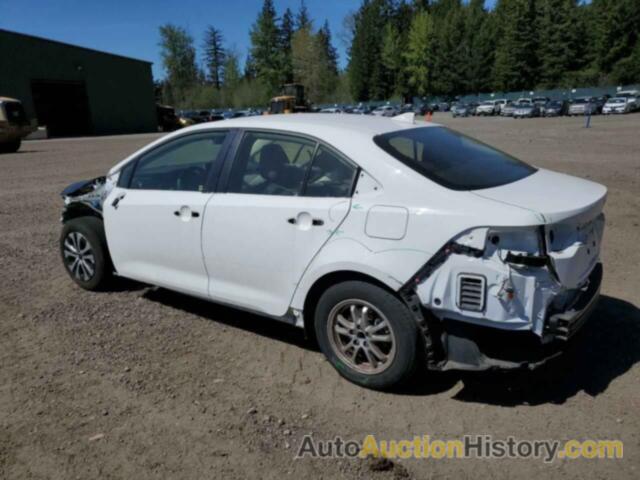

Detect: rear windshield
373,126,536,191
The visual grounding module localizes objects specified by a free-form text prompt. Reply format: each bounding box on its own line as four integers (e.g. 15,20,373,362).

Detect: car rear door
201,131,358,317
104,130,230,297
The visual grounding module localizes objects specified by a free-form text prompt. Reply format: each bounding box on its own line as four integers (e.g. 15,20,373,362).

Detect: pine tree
318,20,339,76
404,10,433,97
348,0,394,101
537,0,578,88
296,0,313,31
462,0,494,93
492,0,539,91
249,0,284,93
280,8,295,82
202,26,226,89
594,0,640,79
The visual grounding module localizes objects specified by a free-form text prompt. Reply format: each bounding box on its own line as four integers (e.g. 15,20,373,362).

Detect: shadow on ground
142,289,639,405
449,295,640,406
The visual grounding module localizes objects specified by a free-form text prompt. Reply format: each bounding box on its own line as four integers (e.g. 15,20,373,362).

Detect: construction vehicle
268,84,309,114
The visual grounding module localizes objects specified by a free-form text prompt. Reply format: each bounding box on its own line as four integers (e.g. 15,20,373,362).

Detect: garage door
31,80,92,137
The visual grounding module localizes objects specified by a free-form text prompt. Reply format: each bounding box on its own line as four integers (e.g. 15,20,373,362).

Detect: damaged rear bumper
436,263,602,371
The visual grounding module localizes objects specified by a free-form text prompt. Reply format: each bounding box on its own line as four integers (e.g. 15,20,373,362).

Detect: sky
1,0,496,79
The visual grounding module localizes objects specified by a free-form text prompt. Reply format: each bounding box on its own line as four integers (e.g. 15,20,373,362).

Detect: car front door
201,131,357,317
104,131,230,297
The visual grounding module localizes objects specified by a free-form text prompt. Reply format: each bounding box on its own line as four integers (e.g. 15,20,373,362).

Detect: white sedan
59,114,606,389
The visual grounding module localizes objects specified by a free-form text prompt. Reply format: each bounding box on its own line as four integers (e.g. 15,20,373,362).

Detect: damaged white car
59,114,606,389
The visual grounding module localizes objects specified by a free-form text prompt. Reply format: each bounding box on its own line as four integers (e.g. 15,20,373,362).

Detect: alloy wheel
63,231,96,282
327,299,397,375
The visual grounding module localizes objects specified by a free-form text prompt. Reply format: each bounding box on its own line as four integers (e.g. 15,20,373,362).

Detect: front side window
304,146,357,197
129,131,228,191
374,126,536,191
227,131,316,196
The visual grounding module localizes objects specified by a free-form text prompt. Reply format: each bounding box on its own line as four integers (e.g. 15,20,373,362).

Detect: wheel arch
62,202,103,223
301,270,399,341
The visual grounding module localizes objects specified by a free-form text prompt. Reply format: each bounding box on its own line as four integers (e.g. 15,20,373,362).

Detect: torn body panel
60,175,117,221
411,210,604,371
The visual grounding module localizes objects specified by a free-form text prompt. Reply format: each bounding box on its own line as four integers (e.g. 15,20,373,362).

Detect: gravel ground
1,114,638,479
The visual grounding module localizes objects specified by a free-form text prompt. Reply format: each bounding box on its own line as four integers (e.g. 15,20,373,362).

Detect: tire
314,281,419,390
60,216,113,291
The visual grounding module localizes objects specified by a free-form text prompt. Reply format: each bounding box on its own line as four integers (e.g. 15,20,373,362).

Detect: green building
0,29,157,137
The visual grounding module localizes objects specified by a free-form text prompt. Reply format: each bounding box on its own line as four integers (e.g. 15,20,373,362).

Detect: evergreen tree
492,0,539,91
593,0,640,79
291,28,335,102
404,10,433,97
348,0,394,101
318,20,339,76
462,0,494,93
158,24,199,104
249,0,284,93
280,8,296,82
537,0,578,88
202,26,226,89
380,22,403,96
296,0,313,31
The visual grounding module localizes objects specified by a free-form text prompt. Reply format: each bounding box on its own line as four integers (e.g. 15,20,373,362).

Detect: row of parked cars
450,90,640,119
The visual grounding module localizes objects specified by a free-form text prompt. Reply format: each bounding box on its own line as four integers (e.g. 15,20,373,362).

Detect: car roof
182,113,437,138
109,114,441,176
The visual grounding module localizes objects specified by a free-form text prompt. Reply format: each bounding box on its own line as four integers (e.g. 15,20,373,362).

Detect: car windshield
481,101,493,105
373,127,536,191
573,98,588,104
609,98,625,103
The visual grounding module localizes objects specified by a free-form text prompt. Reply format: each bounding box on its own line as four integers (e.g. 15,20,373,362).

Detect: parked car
543,100,569,117
476,100,500,116
500,102,517,117
371,105,398,117
568,97,598,116
617,90,640,112
513,103,541,118
437,102,450,112
0,96,36,153
156,104,181,132
451,103,470,117
532,97,550,115
463,101,479,116
59,114,606,390
602,97,632,114
319,107,343,114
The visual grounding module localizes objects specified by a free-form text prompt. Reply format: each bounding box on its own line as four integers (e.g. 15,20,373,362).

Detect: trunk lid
472,169,607,288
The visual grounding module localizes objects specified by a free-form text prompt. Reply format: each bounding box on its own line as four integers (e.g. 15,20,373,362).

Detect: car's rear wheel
314,281,419,390
60,217,112,291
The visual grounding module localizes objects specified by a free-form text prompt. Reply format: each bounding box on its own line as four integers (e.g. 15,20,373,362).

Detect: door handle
111,193,126,209
173,208,200,218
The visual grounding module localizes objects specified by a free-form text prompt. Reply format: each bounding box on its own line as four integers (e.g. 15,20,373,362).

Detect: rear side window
374,126,536,190
304,146,357,197
227,131,316,196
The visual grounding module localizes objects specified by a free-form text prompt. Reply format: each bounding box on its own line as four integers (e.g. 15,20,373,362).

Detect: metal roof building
0,29,157,137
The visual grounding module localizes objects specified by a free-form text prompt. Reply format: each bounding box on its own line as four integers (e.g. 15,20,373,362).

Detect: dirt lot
1,114,639,479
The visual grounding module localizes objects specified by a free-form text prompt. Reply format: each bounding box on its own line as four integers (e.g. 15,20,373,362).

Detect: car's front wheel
60,217,112,291
314,281,419,390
